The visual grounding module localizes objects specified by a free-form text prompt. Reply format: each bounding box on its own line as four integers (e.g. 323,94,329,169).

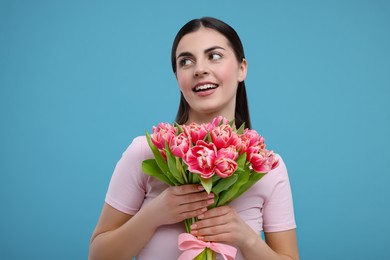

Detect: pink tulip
184,140,217,178
210,124,234,149
184,123,208,144
268,151,280,170
215,157,237,178
216,146,238,161
159,149,167,161
247,146,279,173
169,133,190,158
243,129,264,147
232,134,250,154
210,116,230,128
151,123,177,150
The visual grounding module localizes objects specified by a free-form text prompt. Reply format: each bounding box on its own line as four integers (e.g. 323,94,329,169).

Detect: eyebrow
176,45,226,60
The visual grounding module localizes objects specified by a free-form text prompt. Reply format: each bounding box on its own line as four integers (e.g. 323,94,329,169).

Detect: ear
238,58,247,82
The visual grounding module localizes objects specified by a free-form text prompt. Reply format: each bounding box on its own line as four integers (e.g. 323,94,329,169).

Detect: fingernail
190,224,197,229
208,193,214,198
191,230,198,235
201,207,207,212
207,199,214,204
198,214,204,219
198,185,205,191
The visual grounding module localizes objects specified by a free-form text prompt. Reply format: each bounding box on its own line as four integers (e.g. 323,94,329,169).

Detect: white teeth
195,84,218,92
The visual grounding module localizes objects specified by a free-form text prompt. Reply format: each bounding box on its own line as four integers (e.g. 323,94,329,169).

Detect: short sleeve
262,156,297,233
105,136,151,215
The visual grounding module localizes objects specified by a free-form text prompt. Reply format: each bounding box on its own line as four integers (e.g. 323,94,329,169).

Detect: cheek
217,64,240,84
220,70,235,82
176,72,192,91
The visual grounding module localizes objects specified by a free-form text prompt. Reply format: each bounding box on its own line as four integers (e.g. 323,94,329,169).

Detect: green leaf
236,122,245,135
203,132,212,143
145,132,169,174
174,122,184,134
193,249,207,260
228,118,235,127
165,171,181,186
236,167,245,173
142,159,175,186
211,174,221,183
236,153,247,170
145,132,181,185
165,144,185,184
235,171,266,198
211,174,238,194
176,157,188,183
209,193,219,208
191,173,200,184
141,159,162,176
200,177,213,194
217,169,250,206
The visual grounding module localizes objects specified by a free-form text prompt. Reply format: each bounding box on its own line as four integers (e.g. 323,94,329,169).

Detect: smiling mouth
193,84,219,92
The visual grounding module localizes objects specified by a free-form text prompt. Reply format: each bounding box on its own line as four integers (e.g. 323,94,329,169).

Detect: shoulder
125,135,148,150
261,153,297,232
105,136,152,214
257,153,290,189
271,153,288,176
121,135,153,160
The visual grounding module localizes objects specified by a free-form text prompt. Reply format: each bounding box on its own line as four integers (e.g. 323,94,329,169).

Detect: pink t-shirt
105,136,296,260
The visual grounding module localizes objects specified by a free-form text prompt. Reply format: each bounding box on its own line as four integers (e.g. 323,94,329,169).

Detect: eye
209,52,222,61
178,58,193,67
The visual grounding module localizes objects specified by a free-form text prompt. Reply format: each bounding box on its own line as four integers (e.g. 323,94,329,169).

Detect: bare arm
191,206,299,260
89,203,155,260
89,185,214,260
263,230,299,260
238,228,299,260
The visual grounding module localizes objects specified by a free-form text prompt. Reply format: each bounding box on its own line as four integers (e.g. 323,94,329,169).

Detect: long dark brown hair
171,17,252,129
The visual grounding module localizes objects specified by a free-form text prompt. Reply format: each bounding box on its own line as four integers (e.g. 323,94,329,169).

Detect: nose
193,61,209,78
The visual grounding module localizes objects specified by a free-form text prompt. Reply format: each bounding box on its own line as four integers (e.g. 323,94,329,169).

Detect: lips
193,83,219,92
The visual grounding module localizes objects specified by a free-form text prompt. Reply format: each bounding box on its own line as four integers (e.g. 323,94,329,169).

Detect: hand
190,205,256,248
146,184,215,227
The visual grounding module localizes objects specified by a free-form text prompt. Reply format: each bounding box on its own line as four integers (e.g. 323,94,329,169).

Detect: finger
191,215,229,231
191,224,227,237
171,184,205,195
178,191,214,205
179,196,214,213
179,207,208,220
191,206,233,230
197,205,232,219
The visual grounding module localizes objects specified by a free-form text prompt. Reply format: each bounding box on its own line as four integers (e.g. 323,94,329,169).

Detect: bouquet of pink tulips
142,116,279,260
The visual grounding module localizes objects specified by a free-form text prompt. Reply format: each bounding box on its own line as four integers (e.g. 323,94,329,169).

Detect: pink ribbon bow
178,233,237,260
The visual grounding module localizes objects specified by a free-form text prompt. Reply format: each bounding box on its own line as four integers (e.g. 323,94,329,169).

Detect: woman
89,17,299,260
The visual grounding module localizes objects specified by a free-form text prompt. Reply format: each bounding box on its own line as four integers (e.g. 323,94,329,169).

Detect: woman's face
175,27,247,124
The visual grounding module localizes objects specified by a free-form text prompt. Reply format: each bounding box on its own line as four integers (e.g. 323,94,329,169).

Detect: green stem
206,248,216,259
193,249,206,260
184,219,191,233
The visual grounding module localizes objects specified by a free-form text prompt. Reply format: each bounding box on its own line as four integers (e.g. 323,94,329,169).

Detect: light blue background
1,0,389,259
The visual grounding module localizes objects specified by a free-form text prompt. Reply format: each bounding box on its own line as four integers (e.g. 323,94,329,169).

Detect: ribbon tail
178,249,204,260
210,243,237,260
